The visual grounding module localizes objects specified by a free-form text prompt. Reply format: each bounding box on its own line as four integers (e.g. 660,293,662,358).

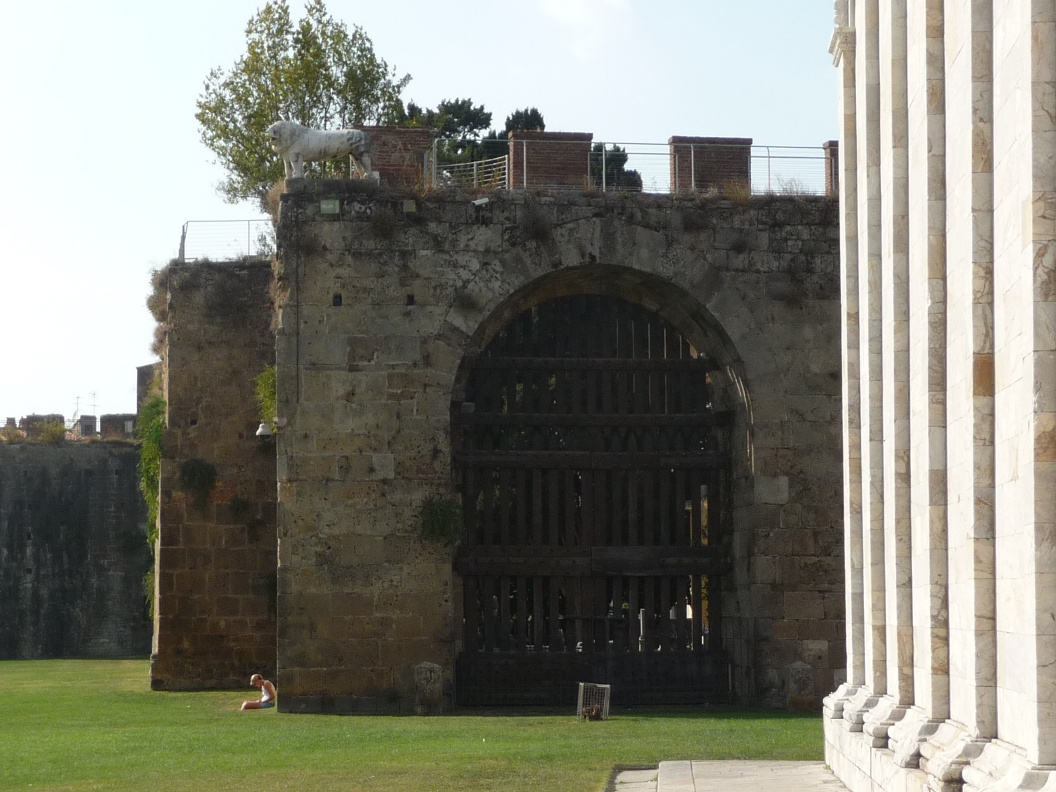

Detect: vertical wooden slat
595,575,608,653
629,576,641,652
482,470,496,545
659,576,672,651
483,576,497,651
465,468,480,546
516,574,527,650
658,470,672,546
707,575,721,651
675,576,689,650
565,470,577,547
532,469,543,546
515,468,528,544
644,577,657,651
674,468,687,547
532,575,544,650
464,576,480,652
499,468,512,546
690,470,702,548
547,469,560,547
611,468,625,546
692,574,704,652
643,467,656,546
581,469,594,547
499,575,512,650
550,577,564,651
628,470,640,547
647,317,662,414
594,468,608,547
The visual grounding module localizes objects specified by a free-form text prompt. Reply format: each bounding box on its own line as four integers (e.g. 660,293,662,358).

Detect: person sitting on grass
240,674,276,710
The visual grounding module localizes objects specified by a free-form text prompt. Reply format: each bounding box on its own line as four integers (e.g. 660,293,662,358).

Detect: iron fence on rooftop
429,138,835,196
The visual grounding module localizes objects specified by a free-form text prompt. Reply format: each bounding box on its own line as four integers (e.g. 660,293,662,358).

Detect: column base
963,741,1056,792
919,721,986,792
889,706,943,768
842,685,882,733
862,695,908,748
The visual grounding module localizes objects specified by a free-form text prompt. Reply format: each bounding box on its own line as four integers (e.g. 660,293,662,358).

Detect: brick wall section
363,126,432,188
508,131,594,189
669,136,753,192
0,442,151,658
270,181,843,711
151,260,277,690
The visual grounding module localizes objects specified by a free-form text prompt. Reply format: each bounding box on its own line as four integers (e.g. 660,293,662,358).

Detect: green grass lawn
0,659,822,792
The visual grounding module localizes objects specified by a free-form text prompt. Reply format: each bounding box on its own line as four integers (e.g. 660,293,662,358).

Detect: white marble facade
825,0,1056,790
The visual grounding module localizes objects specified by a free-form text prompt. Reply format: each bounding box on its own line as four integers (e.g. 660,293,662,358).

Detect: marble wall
824,1,1056,790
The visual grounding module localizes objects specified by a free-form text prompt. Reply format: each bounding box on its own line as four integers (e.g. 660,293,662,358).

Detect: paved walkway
613,760,849,792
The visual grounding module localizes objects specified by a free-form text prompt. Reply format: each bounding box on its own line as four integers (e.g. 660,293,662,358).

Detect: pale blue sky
0,0,836,422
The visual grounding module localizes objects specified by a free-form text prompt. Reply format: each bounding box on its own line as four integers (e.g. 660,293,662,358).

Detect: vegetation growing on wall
418,496,464,545
136,393,165,619
178,459,217,508
0,426,24,443
147,265,171,358
135,394,166,544
254,365,277,430
36,421,67,444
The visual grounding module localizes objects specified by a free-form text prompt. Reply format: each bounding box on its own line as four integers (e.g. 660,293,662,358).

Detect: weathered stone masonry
267,181,844,711
0,442,151,659
150,261,277,689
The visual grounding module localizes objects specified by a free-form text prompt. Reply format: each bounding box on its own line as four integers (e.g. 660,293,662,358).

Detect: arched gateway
452,294,732,704
152,184,844,712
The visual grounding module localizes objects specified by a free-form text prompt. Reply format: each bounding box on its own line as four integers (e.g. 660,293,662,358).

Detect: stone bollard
414,661,444,715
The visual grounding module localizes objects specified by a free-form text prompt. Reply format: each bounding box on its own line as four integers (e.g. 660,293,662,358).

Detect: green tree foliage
482,107,546,158
504,107,546,134
590,143,643,192
196,0,410,210
401,97,492,164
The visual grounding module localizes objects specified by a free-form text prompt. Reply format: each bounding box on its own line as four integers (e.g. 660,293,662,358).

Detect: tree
401,98,492,163
196,0,410,210
482,107,546,158
590,143,643,192
504,107,545,134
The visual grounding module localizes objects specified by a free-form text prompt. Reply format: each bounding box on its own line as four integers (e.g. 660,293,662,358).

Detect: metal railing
433,154,509,190
427,140,833,196
178,220,274,262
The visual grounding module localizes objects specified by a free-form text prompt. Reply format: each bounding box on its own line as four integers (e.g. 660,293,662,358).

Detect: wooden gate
453,295,732,706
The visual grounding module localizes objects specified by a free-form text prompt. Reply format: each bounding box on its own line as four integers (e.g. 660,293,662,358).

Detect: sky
0,0,837,423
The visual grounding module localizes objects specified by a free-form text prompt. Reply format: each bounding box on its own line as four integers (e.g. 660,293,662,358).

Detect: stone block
754,475,790,505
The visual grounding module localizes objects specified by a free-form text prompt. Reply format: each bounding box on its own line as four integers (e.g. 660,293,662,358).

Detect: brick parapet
669,136,753,193
508,130,594,189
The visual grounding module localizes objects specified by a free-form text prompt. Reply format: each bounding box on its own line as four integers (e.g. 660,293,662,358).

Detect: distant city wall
0,442,152,658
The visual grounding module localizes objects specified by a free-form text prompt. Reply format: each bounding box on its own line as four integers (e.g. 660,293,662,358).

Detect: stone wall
0,442,151,658
150,259,277,690
269,180,842,712
824,2,1056,790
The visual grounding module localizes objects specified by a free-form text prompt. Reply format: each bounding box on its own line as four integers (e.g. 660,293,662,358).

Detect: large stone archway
153,181,844,712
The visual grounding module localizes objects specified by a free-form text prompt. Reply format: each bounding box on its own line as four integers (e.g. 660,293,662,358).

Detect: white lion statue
266,120,373,180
